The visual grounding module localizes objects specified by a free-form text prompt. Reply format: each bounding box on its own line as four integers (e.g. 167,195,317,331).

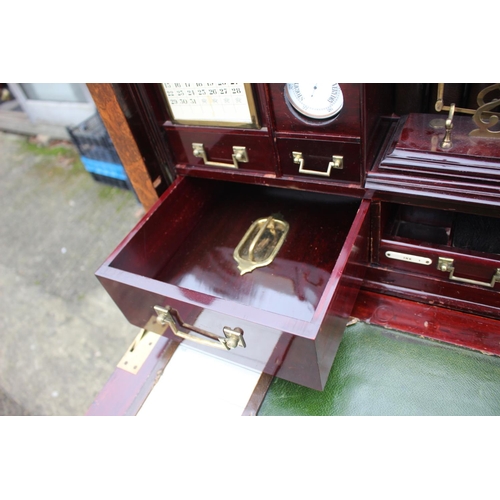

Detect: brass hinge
117,329,161,374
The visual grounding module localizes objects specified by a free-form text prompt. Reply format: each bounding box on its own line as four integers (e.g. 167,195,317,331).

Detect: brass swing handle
154,305,246,351
292,151,343,177
437,257,500,288
192,143,248,169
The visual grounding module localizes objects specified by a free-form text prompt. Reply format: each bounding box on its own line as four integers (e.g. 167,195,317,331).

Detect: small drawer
96,176,371,390
380,240,500,290
165,127,276,173
276,138,361,184
369,202,500,317
379,203,500,290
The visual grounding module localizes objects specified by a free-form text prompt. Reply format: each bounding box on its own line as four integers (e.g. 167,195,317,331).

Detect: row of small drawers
165,128,361,183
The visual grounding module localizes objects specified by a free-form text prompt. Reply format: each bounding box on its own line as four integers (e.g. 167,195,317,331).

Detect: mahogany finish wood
161,84,393,191
96,175,371,390
276,137,360,183
269,84,394,186
91,83,500,402
365,111,500,321
241,373,274,416
363,267,500,319
86,336,178,416
174,164,367,199
87,84,159,211
352,290,500,357
269,83,363,137
367,114,500,206
165,127,277,173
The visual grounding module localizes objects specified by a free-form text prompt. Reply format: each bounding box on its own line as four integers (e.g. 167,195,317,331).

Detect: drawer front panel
379,240,500,292
101,279,291,375
165,128,276,173
277,138,361,183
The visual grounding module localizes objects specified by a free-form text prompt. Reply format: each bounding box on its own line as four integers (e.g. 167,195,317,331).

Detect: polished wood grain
87,84,159,211
363,266,500,320
96,176,372,390
157,183,360,321
174,163,367,199
352,290,500,356
160,84,393,191
269,83,363,138
165,127,277,173
276,137,361,182
367,113,500,206
86,336,178,416
241,373,274,416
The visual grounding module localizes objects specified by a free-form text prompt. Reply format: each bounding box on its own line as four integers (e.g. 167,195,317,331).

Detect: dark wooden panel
367,113,500,206
353,290,500,356
269,83,362,138
165,127,276,173
276,137,361,183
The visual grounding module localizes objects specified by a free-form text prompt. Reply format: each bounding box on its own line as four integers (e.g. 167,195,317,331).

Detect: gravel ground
0,131,144,415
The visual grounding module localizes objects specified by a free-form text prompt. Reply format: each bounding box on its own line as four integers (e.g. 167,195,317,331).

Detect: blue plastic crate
80,156,127,181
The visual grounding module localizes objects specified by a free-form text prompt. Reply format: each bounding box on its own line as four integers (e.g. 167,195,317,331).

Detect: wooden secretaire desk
86,83,500,415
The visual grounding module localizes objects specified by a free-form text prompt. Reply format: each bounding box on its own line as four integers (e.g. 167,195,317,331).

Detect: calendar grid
162,83,259,128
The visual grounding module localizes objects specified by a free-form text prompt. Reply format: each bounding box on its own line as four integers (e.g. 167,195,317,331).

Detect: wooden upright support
87,83,159,211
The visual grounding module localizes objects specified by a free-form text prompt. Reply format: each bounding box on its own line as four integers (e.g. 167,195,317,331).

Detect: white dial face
285,83,344,120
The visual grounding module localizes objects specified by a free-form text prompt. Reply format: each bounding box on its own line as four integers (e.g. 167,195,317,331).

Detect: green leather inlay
258,322,500,416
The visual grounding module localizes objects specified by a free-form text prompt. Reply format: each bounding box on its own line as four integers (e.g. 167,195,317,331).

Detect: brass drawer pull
292,151,343,177
192,143,248,169
233,215,289,275
437,257,500,288
154,305,246,351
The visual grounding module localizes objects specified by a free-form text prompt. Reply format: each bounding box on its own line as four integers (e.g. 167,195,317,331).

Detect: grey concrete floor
0,131,143,415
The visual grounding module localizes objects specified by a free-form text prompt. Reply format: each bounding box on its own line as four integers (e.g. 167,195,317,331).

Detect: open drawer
373,202,500,317
96,176,371,390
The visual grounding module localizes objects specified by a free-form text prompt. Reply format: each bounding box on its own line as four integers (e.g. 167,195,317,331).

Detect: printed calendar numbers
162,83,258,127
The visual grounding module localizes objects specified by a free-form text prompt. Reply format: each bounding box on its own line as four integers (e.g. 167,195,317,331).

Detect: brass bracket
440,104,455,150
435,83,500,139
154,305,246,351
293,151,343,177
192,143,248,169
437,257,500,288
117,329,161,374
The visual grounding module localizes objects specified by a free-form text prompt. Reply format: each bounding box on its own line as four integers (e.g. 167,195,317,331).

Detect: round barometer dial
284,83,344,120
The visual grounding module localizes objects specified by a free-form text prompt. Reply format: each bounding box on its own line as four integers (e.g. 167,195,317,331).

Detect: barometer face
284,83,344,120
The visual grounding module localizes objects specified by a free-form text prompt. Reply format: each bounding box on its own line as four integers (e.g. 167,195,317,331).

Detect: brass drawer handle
154,305,246,351
192,143,248,169
437,257,500,288
233,215,289,275
292,151,343,177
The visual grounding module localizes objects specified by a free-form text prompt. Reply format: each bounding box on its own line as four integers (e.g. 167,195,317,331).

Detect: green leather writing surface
258,322,500,416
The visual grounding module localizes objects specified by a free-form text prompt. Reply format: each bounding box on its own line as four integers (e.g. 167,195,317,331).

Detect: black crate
67,113,121,164
90,172,134,191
